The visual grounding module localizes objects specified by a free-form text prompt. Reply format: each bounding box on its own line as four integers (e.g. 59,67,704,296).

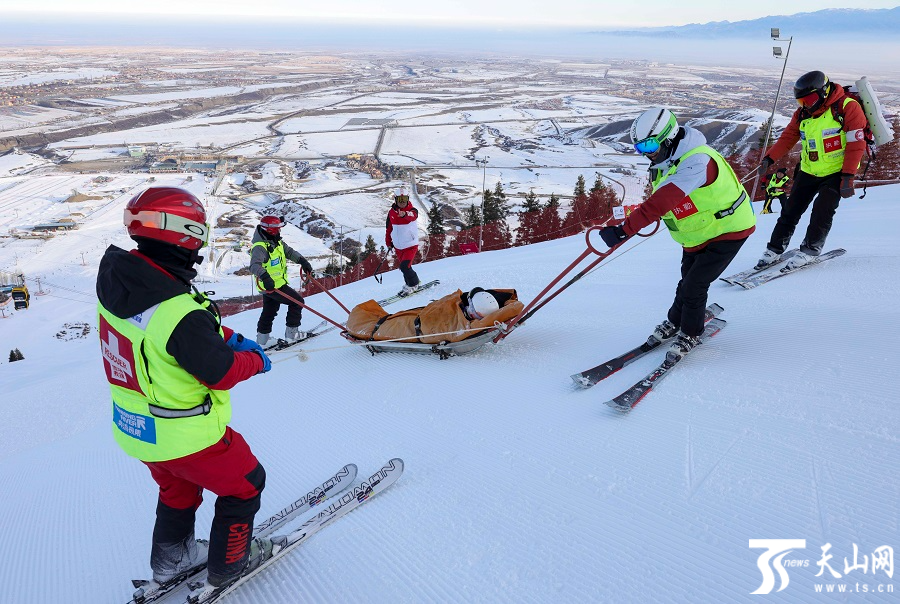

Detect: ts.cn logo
749,539,807,594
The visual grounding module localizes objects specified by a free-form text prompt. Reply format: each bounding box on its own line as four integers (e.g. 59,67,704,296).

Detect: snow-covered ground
0,153,51,178
1,181,898,602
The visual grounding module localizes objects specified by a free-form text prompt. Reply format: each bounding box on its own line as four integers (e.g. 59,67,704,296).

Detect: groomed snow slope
1,186,898,603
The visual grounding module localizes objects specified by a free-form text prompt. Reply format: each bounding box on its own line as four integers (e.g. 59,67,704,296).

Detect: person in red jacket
97,187,272,594
385,187,421,296
754,70,867,270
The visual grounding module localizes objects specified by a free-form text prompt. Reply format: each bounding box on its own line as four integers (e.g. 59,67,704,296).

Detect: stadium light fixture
751,29,793,204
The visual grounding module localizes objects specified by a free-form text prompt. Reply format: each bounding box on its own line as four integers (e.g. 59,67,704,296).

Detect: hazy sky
1,0,898,27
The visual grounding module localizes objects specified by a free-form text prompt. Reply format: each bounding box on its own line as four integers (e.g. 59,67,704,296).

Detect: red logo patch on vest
823,135,843,153
99,315,144,394
672,199,699,219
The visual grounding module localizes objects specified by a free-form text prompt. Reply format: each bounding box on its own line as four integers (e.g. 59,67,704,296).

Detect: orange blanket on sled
345,289,524,344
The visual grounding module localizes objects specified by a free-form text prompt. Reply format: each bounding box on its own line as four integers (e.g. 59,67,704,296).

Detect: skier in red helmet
385,187,421,296
753,70,866,270
96,187,273,593
249,215,313,346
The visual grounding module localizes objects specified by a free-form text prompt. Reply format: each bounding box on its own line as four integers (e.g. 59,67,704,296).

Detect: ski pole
373,249,390,284
740,170,759,184
306,275,351,315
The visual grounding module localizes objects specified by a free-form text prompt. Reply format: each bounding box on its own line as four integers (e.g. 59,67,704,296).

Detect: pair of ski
720,248,846,289
572,304,726,413
262,280,441,353
129,458,404,604
375,279,441,307
261,319,329,353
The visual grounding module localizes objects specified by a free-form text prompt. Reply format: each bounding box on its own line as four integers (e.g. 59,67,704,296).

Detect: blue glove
253,349,271,373
757,156,774,177
226,332,263,354
599,225,628,248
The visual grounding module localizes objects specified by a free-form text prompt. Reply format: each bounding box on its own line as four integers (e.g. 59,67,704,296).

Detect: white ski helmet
630,108,679,156
469,290,500,319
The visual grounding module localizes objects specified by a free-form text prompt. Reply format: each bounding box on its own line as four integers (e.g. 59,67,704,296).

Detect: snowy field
0,181,897,602
0,150,53,177
0,105,82,133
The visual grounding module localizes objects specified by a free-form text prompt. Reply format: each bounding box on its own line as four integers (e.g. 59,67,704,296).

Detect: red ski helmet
124,187,208,250
260,215,286,236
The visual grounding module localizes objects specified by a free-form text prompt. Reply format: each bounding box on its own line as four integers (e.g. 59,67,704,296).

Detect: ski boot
285,326,307,342
188,537,283,603
783,250,812,271
666,332,702,362
649,319,678,345
753,249,780,270
132,540,209,603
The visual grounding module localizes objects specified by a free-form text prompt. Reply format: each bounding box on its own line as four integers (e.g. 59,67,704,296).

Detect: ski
262,320,328,353
376,279,441,307
603,318,727,413
127,463,358,604
572,304,724,389
732,249,846,290
719,249,799,285
184,458,404,604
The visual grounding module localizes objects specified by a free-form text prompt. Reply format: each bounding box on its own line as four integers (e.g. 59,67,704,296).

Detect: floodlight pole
475,157,489,252
751,29,792,203
339,224,344,286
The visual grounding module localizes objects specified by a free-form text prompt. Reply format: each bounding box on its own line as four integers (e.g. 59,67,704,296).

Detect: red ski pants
144,426,266,580
144,426,262,509
394,245,418,264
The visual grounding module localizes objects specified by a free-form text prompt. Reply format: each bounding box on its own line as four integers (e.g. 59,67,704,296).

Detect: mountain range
598,6,900,38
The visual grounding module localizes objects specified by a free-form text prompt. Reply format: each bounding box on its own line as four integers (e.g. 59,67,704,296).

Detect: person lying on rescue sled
597,108,755,360
345,288,524,344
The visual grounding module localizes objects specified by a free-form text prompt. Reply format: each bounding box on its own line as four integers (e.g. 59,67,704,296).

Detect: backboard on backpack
838,77,895,147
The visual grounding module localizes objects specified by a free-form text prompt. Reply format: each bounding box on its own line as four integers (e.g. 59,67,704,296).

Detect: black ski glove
260,273,276,291
599,225,628,248
757,156,774,177
839,173,855,199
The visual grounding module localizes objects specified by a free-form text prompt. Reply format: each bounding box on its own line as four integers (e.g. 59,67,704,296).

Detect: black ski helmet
794,70,831,113
776,167,787,175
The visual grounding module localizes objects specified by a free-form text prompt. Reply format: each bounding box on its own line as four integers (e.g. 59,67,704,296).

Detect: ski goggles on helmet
796,91,822,108
633,136,663,155
125,209,210,247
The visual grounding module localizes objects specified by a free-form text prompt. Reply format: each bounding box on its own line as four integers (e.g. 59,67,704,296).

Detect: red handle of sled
306,275,351,315
495,227,619,343
494,220,660,343
271,289,346,331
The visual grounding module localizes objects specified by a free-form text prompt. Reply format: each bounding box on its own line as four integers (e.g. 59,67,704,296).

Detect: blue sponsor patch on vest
270,258,282,266
113,402,157,444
